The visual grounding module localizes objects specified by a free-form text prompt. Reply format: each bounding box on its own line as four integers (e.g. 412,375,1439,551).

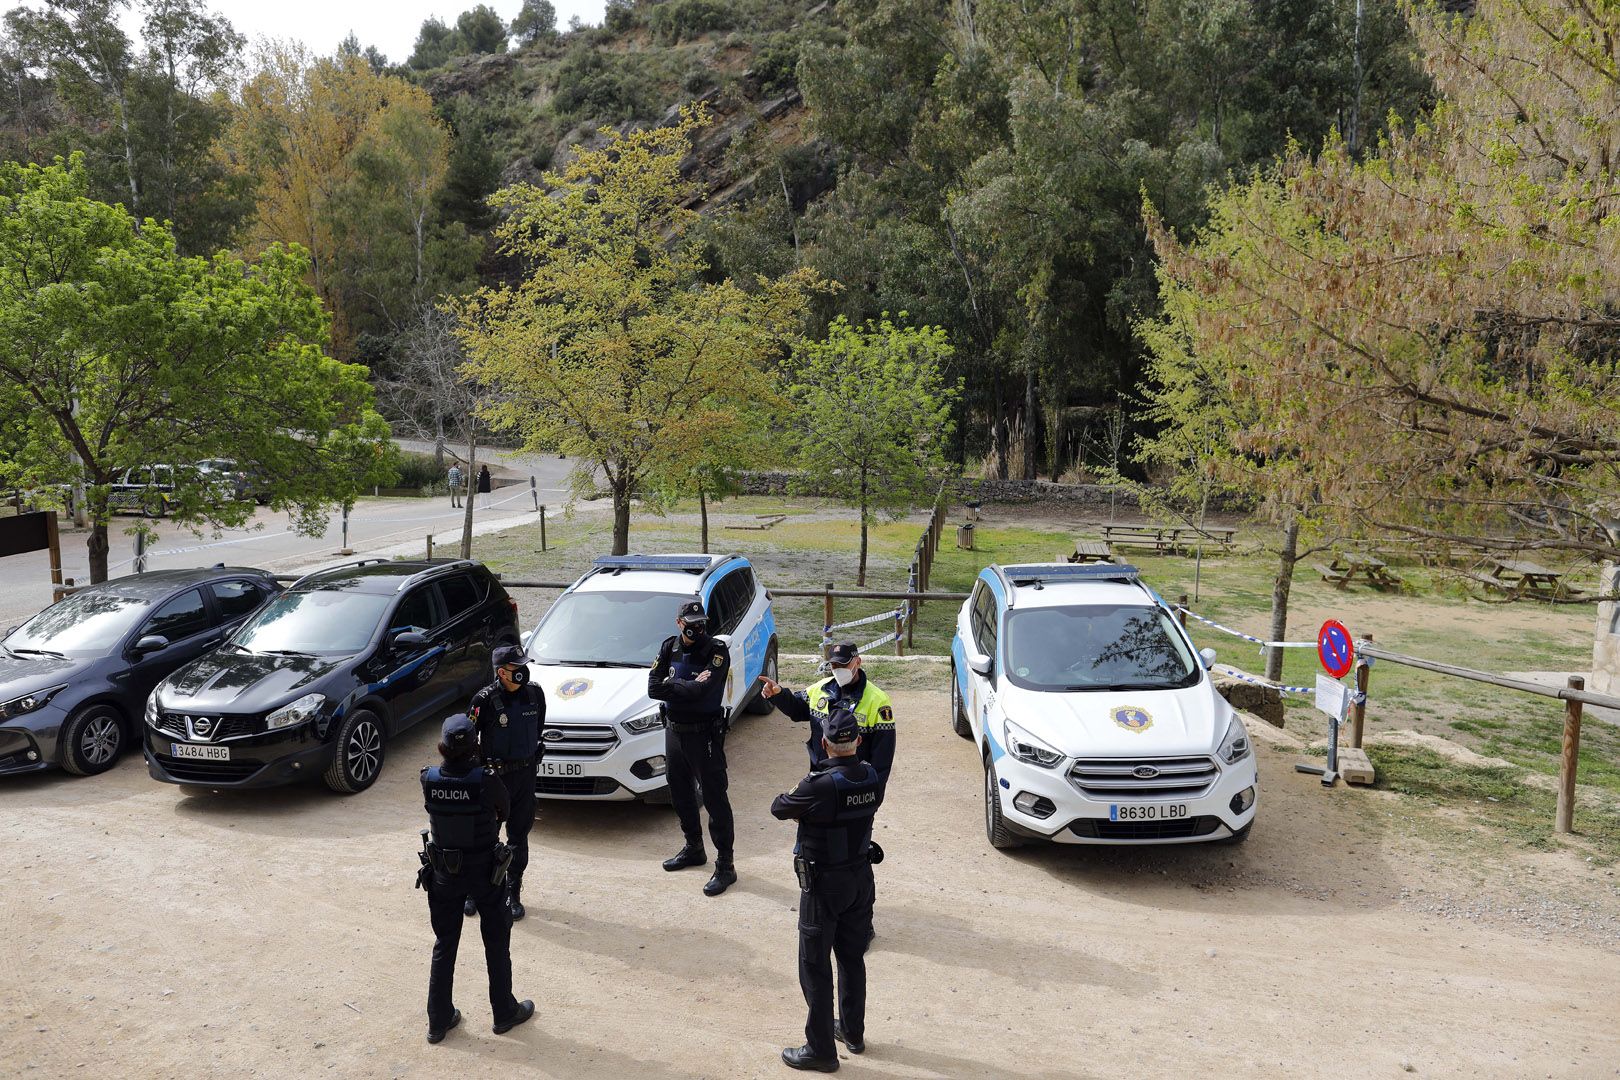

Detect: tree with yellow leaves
455,109,826,554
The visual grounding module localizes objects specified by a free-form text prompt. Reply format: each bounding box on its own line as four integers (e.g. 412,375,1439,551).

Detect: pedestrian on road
448,464,463,508
771,706,885,1072
418,713,535,1044
758,642,896,784
477,465,492,509
648,598,736,896
469,645,546,921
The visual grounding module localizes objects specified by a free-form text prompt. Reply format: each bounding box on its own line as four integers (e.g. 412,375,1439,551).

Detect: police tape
858,629,901,653
1173,605,1315,650
1212,664,1315,697
823,607,906,634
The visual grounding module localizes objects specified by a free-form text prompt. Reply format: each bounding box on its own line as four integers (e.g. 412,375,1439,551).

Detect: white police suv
951,563,1257,848
521,554,777,800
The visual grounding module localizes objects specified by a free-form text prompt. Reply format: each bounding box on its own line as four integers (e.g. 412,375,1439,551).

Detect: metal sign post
530,476,539,512
1296,673,1348,786
339,503,353,555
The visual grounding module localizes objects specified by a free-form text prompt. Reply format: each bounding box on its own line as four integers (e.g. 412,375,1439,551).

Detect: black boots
662,843,707,871
703,858,737,896
492,999,535,1035
427,1008,461,1044
508,880,525,921
781,1045,839,1072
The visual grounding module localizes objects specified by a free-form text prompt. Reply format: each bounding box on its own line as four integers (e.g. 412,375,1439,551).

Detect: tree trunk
857,469,869,587
611,474,631,556
1022,368,1038,481
1265,517,1301,682
459,429,477,560
88,521,109,584
699,485,709,554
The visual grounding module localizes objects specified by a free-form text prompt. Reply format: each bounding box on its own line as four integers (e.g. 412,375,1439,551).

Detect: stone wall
735,471,1142,508
1592,562,1620,697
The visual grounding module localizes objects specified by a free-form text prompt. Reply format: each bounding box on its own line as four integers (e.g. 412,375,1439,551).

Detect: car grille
152,753,262,784
535,776,621,796
1069,816,1223,841
155,712,262,742
539,724,619,759
1068,756,1220,799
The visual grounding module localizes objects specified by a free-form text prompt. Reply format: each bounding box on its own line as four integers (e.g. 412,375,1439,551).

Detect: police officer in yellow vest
758,641,895,784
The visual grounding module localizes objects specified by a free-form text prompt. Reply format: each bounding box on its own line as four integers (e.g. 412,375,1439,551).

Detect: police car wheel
949,663,972,740
745,642,779,715
323,709,386,793
983,754,1024,850
60,704,126,776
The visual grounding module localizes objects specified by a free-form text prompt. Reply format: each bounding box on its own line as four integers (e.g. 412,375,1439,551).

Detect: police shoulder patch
711,652,725,667
878,705,893,722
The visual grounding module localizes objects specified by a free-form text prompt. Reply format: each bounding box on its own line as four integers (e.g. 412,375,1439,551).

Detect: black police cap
824,706,860,744
492,644,529,668
441,712,477,751
677,599,708,624
828,641,859,665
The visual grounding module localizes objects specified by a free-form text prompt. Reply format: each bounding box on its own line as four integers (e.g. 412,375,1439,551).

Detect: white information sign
1315,673,1349,720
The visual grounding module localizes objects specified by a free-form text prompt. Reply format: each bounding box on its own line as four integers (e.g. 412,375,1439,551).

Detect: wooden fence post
1556,674,1584,834
539,505,547,552
1176,593,1188,628
426,534,434,560
894,608,905,657
1350,634,1372,749
822,584,834,662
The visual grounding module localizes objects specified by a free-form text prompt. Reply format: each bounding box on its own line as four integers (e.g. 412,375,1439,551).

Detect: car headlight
1004,719,1064,769
144,694,159,727
1219,714,1252,765
623,709,665,735
0,684,66,721
266,692,325,731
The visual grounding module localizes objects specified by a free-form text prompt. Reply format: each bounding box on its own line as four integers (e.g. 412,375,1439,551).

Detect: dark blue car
0,568,281,776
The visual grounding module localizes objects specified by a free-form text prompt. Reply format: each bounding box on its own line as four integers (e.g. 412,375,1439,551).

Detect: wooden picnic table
1098,524,1235,554
1315,550,1404,590
1483,558,1576,600
1067,539,1113,564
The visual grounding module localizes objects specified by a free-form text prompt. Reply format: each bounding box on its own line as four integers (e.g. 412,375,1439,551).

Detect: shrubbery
647,0,737,45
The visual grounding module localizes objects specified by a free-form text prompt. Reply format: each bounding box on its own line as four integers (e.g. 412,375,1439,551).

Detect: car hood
999,681,1231,758
160,649,345,712
529,664,654,726
0,649,92,699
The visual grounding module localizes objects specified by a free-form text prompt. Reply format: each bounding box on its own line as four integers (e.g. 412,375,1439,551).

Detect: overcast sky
95,1,609,67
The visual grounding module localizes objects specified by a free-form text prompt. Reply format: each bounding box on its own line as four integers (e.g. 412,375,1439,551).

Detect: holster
793,855,815,892
424,841,462,876
867,841,884,866
491,841,514,887
415,830,432,890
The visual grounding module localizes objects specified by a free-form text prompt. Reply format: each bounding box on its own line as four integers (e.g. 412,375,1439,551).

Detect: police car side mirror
393,630,429,650
1199,647,1217,670
967,651,993,677
133,634,169,655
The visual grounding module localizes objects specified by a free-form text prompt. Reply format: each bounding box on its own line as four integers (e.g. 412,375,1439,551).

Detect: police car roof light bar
592,554,714,573
994,562,1143,608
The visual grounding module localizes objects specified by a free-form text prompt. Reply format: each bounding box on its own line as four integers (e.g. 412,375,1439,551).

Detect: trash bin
965,500,982,522
956,522,976,550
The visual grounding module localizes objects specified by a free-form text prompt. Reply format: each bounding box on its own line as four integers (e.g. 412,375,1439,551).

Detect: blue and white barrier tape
1214,664,1315,697
859,629,901,653
1174,606,1315,649
825,607,906,634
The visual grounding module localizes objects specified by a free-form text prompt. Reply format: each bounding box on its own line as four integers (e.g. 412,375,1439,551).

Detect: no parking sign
1317,620,1354,679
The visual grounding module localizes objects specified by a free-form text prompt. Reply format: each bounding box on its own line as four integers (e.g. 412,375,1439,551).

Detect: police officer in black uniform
468,645,546,920
771,706,885,1072
419,714,535,1043
648,597,736,896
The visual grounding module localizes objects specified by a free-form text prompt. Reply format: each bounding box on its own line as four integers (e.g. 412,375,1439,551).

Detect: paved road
0,494,547,630
392,437,603,489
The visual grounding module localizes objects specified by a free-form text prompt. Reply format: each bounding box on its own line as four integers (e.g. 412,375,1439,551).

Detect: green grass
1367,744,1620,861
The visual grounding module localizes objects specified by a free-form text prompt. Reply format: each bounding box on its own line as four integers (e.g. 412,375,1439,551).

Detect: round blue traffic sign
1318,620,1354,679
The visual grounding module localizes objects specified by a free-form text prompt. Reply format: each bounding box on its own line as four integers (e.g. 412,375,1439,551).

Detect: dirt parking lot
3,690,1618,1079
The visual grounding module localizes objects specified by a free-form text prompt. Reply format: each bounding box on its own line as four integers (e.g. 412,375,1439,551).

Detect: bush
395,452,447,492
647,0,736,45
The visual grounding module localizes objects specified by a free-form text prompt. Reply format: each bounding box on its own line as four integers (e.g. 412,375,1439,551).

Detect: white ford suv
521,553,777,800
951,563,1257,848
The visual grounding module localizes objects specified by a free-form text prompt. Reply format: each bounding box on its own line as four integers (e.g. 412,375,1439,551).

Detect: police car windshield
526,590,685,666
232,590,393,655
1003,604,1199,692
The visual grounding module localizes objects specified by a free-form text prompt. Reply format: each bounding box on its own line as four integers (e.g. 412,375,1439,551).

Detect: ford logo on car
542,729,564,742
1132,765,1160,779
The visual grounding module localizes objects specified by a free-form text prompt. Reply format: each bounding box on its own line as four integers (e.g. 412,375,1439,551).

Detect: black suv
145,559,519,793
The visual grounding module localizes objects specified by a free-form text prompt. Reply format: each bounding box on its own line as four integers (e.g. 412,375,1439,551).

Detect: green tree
0,156,393,582
454,5,510,54
510,0,558,46
788,315,958,585
407,17,456,70
455,110,826,554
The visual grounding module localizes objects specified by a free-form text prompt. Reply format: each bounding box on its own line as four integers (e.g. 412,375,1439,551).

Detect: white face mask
832,666,855,688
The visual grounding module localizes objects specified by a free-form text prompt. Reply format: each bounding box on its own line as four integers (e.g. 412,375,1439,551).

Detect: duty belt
487,757,536,774
668,718,721,735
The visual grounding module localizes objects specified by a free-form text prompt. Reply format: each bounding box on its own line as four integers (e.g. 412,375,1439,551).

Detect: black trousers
665,726,734,858
427,866,520,1028
798,864,874,1059
498,765,538,890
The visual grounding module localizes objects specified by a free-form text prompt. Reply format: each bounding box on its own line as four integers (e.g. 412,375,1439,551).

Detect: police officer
648,598,736,896
758,642,896,784
468,644,546,920
419,714,535,1043
770,706,885,1072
